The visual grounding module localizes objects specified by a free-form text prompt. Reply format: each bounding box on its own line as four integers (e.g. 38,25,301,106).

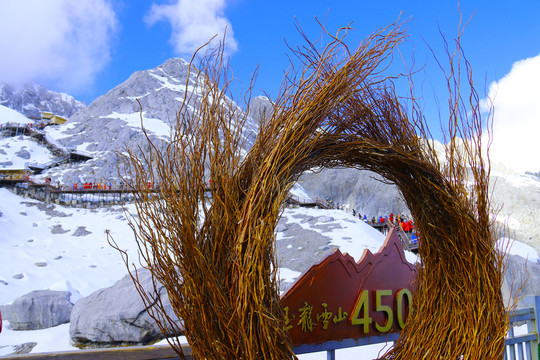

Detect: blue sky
0,1,536,105
0,0,539,172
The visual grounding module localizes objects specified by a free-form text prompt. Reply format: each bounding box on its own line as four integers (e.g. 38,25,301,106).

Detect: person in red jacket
402,220,409,232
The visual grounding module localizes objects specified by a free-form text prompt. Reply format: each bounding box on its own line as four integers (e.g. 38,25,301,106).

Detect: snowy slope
0,105,57,170
0,187,392,356
0,188,390,307
0,135,56,170
0,189,138,305
0,104,31,125
0,186,537,357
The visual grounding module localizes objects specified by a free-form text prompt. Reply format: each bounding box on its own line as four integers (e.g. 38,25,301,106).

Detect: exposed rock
15,148,30,159
12,273,24,280
70,268,182,346
11,342,37,355
34,262,48,267
0,290,73,330
490,174,540,252
72,226,92,237
248,96,274,126
43,57,259,186
276,222,335,275
51,224,69,234
32,203,71,217
299,168,409,218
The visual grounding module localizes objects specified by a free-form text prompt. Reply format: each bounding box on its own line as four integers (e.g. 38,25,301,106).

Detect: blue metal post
529,295,540,360
327,349,336,360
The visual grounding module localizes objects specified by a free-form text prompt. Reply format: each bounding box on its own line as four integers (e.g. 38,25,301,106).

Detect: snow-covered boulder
0,290,73,330
69,268,181,346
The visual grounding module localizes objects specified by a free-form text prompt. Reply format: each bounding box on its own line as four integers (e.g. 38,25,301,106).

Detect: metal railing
2,300,539,359
505,296,540,360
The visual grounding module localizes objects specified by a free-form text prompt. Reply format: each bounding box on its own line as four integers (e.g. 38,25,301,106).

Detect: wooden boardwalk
3,178,417,253
285,194,332,209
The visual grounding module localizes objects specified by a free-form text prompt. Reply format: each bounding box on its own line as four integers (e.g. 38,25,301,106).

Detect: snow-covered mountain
297,157,540,253
39,57,259,185
0,83,84,119
1,59,540,356
0,61,538,250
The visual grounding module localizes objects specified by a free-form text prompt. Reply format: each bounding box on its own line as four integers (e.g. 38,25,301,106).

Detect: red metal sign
280,227,417,346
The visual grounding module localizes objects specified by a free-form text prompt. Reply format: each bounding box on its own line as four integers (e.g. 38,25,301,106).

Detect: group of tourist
370,213,415,232
69,181,154,190
73,182,113,190
349,209,417,235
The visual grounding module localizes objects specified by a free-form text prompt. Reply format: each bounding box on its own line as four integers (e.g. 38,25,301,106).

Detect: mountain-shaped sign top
281,226,417,345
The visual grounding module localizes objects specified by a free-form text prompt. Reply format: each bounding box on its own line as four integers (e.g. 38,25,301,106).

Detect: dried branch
113,20,507,360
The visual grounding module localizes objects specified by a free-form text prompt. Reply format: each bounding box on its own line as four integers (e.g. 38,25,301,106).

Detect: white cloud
145,0,238,57
484,54,540,174
0,0,117,91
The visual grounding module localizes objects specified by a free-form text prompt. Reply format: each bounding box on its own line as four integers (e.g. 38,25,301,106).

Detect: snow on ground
0,136,56,170
0,188,138,306
99,112,172,139
0,188,536,358
280,207,385,259
0,188,393,357
0,323,74,355
0,105,30,125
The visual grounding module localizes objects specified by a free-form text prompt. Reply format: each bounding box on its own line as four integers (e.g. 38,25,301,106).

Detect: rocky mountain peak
153,57,191,80
249,96,274,126
40,57,259,185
